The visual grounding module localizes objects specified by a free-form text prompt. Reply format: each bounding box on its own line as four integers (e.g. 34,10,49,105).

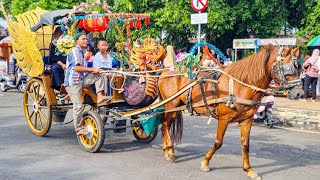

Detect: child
93,38,112,70
85,44,95,67
93,38,113,97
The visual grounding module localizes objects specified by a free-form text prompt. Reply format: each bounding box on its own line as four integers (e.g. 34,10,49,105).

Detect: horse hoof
164,154,176,162
200,161,210,172
247,170,262,180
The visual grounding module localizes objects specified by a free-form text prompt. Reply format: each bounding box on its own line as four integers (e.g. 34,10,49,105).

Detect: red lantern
81,17,109,32
78,20,84,28
129,21,134,28
145,17,150,25
135,17,141,29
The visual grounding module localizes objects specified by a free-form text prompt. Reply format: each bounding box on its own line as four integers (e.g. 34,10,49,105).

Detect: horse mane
224,45,275,85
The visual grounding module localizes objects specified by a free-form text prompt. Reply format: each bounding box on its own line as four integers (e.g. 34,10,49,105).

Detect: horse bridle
272,47,300,89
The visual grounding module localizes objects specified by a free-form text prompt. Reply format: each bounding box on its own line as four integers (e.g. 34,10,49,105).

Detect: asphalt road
1,91,320,180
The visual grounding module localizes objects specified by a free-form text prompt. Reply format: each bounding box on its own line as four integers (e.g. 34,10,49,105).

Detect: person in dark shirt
49,27,67,91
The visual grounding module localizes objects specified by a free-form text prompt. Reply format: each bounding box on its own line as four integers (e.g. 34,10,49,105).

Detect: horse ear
282,47,293,56
264,44,274,52
292,46,301,58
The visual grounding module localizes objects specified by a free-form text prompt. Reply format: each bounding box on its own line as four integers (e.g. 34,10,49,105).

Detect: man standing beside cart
64,32,109,136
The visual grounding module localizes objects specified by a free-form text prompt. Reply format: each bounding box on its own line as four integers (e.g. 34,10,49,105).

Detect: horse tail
170,111,183,144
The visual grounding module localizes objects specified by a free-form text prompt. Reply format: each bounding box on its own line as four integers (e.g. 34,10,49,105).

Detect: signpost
190,0,208,55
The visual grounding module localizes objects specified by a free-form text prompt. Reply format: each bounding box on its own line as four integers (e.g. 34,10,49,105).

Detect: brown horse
158,45,300,179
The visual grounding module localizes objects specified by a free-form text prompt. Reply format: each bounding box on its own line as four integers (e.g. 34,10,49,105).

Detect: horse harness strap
192,97,261,108
186,69,201,114
226,78,236,109
199,77,213,118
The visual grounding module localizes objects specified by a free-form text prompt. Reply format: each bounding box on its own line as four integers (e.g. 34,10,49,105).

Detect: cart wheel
18,79,27,93
132,124,158,143
0,81,7,92
77,110,105,153
24,78,52,136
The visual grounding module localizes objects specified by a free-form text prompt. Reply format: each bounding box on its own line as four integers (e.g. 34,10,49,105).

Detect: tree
10,0,82,16
7,0,313,54
296,1,320,43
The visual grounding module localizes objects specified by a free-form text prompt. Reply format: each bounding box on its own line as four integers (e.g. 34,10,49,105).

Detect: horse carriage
3,3,303,179
2,6,168,152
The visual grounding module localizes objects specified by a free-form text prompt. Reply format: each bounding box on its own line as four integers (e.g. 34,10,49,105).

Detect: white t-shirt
93,52,112,69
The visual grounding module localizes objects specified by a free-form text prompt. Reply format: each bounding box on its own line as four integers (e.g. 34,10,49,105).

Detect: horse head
270,46,301,89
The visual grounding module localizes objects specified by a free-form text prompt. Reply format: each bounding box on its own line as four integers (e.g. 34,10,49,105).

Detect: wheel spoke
29,111,35,119
34,112,38,129
31,83,37,99
93,138,97,144
36,86,41,100
38,95,45,105
38,110,49,123
38,113,43,129
39,106,49,109
26,104,33,107
27,91,36,103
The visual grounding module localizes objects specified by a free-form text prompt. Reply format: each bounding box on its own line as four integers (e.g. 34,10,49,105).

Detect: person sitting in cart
92,38,113,70
49,27,67,91
92,38,113,97
64,32,109,136
85,44,95,67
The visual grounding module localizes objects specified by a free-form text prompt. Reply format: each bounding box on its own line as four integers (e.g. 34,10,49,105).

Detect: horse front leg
201,119,229,172
162,112,176,162
241,118,261,180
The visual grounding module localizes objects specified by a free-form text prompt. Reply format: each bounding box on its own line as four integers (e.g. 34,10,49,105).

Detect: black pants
50,63,64,91
303,74,318,99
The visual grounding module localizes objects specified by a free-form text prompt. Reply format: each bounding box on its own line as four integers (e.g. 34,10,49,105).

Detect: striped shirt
64,45,87,86
93,52,112,69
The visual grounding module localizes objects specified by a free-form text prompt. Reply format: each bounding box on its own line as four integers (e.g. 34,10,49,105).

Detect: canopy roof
31,9,73,32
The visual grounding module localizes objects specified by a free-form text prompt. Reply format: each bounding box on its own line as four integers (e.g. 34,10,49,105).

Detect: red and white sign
190,0,209,12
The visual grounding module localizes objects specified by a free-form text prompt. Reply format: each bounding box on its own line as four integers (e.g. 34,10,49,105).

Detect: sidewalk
269,97,320,131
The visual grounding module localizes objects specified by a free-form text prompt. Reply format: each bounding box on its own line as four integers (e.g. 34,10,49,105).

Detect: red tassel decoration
129,20,134,28
145,17,150,25
135,17,141,29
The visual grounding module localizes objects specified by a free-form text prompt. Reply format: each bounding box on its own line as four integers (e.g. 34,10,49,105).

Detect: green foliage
174,52,201,74
10,0,82,16
5,0,318,56
296,1,320,53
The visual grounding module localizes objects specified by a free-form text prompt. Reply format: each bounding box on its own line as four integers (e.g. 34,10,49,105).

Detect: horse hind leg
200,119,229,172
241,119,262,180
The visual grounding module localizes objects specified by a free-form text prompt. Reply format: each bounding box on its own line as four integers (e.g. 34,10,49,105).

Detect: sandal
97,96,112,106
76,128,88,136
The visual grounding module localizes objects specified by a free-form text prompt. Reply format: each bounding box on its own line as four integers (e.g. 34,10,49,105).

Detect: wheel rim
133,126,149,139
79,116,99,148
24,79,51,135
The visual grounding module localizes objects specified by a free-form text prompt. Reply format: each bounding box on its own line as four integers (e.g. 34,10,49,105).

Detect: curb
273,107,320,131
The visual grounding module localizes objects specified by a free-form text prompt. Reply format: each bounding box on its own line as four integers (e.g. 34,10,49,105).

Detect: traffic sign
190,0,208,12
191,13,208,24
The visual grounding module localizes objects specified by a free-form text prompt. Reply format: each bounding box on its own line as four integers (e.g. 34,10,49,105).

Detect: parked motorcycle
0,67,27,93
253,95,278,128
